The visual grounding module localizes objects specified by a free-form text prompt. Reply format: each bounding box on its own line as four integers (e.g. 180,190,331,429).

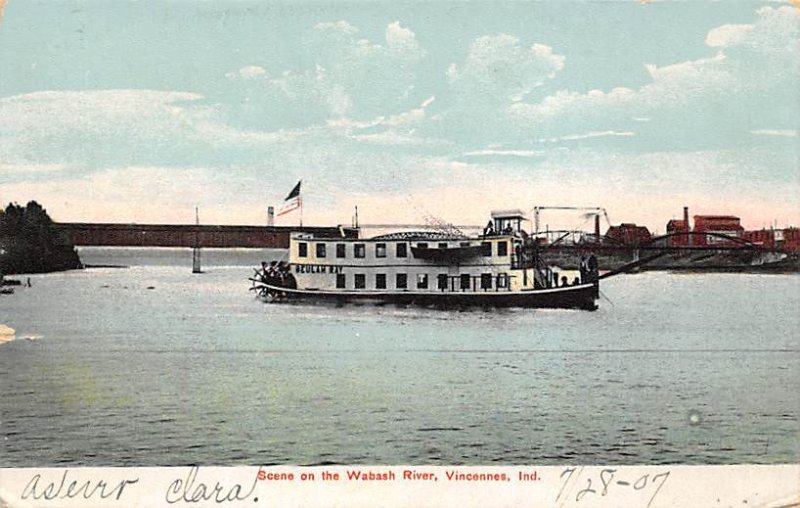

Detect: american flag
277,181,301,216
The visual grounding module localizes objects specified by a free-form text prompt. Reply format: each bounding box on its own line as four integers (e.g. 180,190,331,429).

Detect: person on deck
587,254,598,282
579,256,588,283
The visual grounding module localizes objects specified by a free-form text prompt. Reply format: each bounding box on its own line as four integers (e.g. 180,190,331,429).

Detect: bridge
542,230,789,253
55,223,359,249
537,230,796,272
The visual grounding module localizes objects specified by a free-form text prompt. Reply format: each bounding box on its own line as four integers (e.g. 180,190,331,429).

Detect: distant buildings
663,207,746,247
691,215,744,246
604,223,652,246
600,206,799,253
663,207,798,252
743,227,800,252
666,207,691,247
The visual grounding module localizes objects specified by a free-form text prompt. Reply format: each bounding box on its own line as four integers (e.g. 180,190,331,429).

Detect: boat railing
532,258,559,289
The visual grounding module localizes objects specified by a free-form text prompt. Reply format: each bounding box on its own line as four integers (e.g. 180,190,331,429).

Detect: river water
0,248,798,466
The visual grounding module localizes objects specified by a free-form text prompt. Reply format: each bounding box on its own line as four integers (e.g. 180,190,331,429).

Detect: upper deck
288,231,521,268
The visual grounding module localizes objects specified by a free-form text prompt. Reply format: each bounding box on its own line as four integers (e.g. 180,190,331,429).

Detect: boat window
376,273,387,289
460,242,471,247
336,274,346,288
355,274,366,289
437,274,448,290
396,273,408,289
497,274,508,288
460,274,471,290
481,242,492,257
417,273,429,289
481,273,492,290
316,243,326,258
396,242,407,258
438,242,448,249
298,242,308,258
375,243,387,258
497,241,508,257
417,242,428,249
354,243,366,258
336,243,346,258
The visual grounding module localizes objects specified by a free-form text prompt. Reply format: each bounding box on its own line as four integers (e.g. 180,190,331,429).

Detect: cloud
2,11,798,229
383,96,434,127
323,96,443,148
0,166,262,224
385,21,421,53
0,90,217,168
0,89,344,176
306,20,426,117
326,148,800,230
1,163,67,175
462,149,545,158
225,43,422,126
506,6,799,149
447,35,564,106
705,24,754,47
750,129,799,137
329,96,434,132
222,68,331,129
0,86,453,210
544,131,635,142
217,21,427,131
427,34,566,145
225,65,267,79
348,131,431,146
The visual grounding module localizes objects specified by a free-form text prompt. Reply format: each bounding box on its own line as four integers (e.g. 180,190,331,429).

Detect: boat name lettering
294,264,343,274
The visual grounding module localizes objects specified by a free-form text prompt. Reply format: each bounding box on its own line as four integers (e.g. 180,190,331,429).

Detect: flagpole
300,197,303,227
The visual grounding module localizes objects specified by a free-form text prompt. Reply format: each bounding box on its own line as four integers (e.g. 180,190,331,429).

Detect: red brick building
692,215,744,246
743,227,800,253
784,228,800,252
742,229,776,249
666,207,691,246
604,223,652,246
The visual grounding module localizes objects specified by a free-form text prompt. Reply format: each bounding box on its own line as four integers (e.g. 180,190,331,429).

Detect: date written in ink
556,467,670,508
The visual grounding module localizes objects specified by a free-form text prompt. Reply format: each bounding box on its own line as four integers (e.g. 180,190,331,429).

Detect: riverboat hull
253,282,599,311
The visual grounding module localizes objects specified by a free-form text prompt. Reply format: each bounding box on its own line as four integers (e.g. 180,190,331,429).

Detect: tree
0,201,82,274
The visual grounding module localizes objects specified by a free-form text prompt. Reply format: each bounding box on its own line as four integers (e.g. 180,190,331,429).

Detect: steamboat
250,211,599,310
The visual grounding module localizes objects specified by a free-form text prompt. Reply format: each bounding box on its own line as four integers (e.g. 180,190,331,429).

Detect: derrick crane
532,206,611,239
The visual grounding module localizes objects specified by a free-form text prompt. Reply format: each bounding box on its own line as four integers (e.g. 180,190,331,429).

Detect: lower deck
254,281,599,311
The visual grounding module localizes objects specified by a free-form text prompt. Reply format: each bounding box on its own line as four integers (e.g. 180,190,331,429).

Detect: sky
0,0,798,232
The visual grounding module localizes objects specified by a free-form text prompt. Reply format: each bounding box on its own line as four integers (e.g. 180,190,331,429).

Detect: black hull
254,283,599,311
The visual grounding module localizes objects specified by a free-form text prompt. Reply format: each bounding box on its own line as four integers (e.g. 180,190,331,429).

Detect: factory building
604,223,652,246
665,207,745,247
666,207,691,246
692,215,744,246
743,227,800,253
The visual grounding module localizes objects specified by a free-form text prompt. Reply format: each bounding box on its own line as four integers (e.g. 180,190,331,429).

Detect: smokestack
267,206,274,226
594,214,600,242
684,206,691,246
